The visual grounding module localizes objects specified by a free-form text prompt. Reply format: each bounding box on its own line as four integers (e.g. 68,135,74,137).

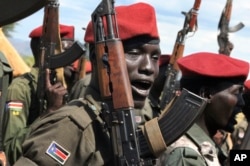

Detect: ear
199,87,213,103
200,86,213,98
199,87,212,103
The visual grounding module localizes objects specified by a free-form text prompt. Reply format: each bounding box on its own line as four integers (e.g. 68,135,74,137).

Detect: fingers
47,82,67,94
45,68,52,89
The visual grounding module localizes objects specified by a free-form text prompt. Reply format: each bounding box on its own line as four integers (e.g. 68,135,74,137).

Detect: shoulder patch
46,141,71,165
6,101,23,115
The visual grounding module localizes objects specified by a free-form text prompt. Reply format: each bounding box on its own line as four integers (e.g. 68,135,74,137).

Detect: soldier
2,24,73,165
14,2,162,165
231,79,250,149
0,51,12,166
162,52,249,166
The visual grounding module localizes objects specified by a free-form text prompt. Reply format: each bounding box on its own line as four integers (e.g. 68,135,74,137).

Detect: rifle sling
48,41,85,69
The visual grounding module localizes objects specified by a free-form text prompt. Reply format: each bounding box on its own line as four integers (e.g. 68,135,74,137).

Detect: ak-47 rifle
92,0,141,164
92,0,208,165
159,0,201,110
37,0,85,114
217,0,247,150
217,0,244,56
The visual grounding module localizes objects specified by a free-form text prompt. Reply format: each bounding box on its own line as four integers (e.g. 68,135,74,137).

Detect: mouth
230,108,242,125
131,80,152,98
224,108,241,132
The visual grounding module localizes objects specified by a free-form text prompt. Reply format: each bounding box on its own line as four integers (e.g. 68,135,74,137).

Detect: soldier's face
125,43,161,109
205,84,244,133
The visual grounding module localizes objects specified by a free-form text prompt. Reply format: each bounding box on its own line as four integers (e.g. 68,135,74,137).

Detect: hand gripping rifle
159,0,201,110
37,0,85,114
217,0,244,56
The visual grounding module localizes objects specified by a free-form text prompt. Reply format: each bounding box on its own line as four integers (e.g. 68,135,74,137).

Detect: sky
12,0,250,63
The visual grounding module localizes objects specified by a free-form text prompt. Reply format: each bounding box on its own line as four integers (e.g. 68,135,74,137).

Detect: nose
139,55,154,75
237,93,245,107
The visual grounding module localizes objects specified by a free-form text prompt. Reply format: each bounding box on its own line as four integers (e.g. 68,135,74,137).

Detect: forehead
212,81,243,94
124,43,161,53
122,35,160,49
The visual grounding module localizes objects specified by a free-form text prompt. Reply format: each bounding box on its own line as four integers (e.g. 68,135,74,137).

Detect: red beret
29,24,74,40
72,60,79,71
85,60,92,73
177,52,249,80
84,2,159,43
158,54,171,67
72,59,92,73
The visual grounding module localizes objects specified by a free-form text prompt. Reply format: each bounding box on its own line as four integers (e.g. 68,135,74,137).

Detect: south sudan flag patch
46,141,70,165
7,101,23,116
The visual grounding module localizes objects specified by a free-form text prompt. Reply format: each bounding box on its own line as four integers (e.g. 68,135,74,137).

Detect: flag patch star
46,141,70,165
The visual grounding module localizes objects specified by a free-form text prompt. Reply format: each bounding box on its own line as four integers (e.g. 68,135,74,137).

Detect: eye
233,85,244,96
126,49,140,55
239,86,244,93
125,49,141,59
152,54,160,61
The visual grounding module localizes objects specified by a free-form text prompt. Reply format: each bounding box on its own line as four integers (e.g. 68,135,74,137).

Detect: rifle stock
169,43,185,70
95,41,112,98
159,0,201,110
75,56,87,80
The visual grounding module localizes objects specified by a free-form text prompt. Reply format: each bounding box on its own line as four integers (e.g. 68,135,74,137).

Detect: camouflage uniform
160,52,249,166
14,86,156,165
2,67,39,165
162,124,221,166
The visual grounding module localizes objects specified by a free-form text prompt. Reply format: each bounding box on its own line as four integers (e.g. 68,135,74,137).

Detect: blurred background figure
2,24,73,165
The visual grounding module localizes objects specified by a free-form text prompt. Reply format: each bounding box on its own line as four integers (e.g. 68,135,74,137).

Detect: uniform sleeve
2,79,31,165
14,108,96,166
13,156,38,166
69,79,83,100
163,147,206,166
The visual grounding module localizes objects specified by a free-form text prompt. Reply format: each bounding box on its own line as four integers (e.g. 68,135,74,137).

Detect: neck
196,113,217,138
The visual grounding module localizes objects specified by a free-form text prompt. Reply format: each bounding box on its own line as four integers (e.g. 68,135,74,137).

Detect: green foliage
2,23,17,38
22,56,34,67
